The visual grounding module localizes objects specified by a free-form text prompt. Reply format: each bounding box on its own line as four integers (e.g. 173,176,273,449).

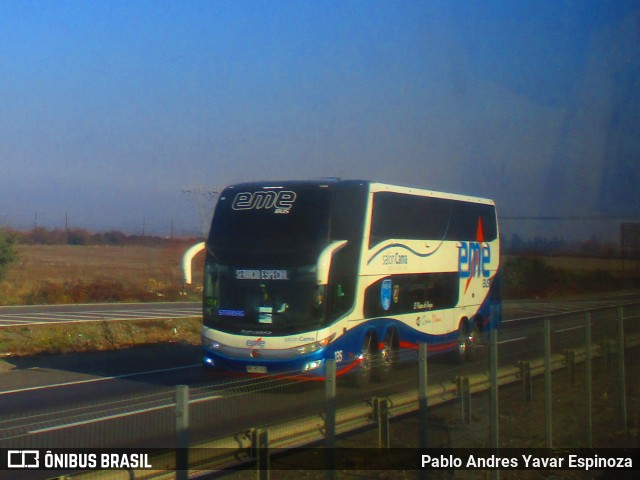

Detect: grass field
0,317,202,358
1,243,204,305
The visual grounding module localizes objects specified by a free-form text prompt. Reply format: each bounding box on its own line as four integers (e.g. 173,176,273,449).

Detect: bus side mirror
316,240,347,286
182,242,206,285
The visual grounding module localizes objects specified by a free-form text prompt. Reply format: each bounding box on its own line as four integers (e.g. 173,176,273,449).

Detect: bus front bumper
202,348,326,377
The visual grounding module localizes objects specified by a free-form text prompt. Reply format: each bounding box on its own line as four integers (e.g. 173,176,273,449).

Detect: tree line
504,233,621,258
6,226,199,247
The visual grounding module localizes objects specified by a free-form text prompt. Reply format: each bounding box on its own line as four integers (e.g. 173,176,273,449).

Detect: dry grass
0,317,201,358
1,243,204,305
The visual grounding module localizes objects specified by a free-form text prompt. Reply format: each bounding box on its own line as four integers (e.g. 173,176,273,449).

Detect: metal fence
2,302,639,479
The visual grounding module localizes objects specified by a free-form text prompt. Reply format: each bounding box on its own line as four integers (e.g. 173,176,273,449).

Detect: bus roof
221,179,495,206
368,182,495,206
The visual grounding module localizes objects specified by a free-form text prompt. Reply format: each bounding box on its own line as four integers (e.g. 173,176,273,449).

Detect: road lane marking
503,316,541,324
0,309,200,319
0,313,202,327
0,364,201,395
0,304,202,326
497,337,528,345
555,325,584,333
27,394,223,434
28,404,175,434
0,301,200,311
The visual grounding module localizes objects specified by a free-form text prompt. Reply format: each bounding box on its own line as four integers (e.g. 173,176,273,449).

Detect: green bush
0,229,17,281
502,255,640,299
502,256,560,298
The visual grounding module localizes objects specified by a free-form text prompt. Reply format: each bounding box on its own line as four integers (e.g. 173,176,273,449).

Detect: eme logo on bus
246,338,266,348
232,190,297,213
458,242,491,279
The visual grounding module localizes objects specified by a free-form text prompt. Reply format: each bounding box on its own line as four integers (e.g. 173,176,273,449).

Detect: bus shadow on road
0,342,207,387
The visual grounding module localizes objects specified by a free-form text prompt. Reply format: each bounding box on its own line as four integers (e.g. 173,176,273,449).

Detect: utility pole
182,186,219,238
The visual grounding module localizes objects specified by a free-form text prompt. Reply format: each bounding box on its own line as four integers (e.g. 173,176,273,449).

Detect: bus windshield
208,185,333,266
204,184,335,333
203,262,326,334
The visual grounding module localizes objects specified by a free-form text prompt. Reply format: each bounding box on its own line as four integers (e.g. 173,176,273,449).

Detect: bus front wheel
352,333,376,387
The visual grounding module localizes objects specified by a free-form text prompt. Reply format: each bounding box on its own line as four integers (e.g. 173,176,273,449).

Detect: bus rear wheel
376,329,398,382
468,320,482,359
454,321,470,364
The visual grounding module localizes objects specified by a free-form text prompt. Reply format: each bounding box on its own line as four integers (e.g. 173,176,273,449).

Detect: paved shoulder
0,302,201,327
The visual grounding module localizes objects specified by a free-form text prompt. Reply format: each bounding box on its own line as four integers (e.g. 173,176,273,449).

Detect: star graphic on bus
464,217,486,294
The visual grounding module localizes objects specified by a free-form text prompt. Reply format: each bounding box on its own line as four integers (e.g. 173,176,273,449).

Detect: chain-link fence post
617,307,627,430
418,342,428,480
418,342,428,449
251,428,269,480
519,361,533,401
175,385,189,480
325,359,336,480
584,312,593,447
490,326,499,480
456,376,471,424
374,397,390,448
544,318,552,448
565,349,576,385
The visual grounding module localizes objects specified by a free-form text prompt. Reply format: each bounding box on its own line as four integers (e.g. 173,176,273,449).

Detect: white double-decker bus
201,180,500,381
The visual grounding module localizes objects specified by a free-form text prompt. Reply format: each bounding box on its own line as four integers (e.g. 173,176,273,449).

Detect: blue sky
1,0,638,240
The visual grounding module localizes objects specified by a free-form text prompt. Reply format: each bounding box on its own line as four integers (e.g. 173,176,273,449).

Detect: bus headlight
303,360,323,371
203,336,223,350
290,334,335,355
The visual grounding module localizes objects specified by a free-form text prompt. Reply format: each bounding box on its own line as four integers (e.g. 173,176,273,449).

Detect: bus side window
408,284,427,311
327,243,358,320
428,273,459,310
363,280,382,318
329,277,354,319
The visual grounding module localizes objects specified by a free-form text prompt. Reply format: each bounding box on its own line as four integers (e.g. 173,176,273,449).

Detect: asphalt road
0,302,201,327
1,292,636,327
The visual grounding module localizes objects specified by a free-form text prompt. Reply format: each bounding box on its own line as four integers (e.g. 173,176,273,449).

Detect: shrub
0,229,18,281
502,256,565,299
502,255,640,299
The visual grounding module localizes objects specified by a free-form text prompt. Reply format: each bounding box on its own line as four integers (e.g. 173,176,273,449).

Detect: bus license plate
246,365,267,374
